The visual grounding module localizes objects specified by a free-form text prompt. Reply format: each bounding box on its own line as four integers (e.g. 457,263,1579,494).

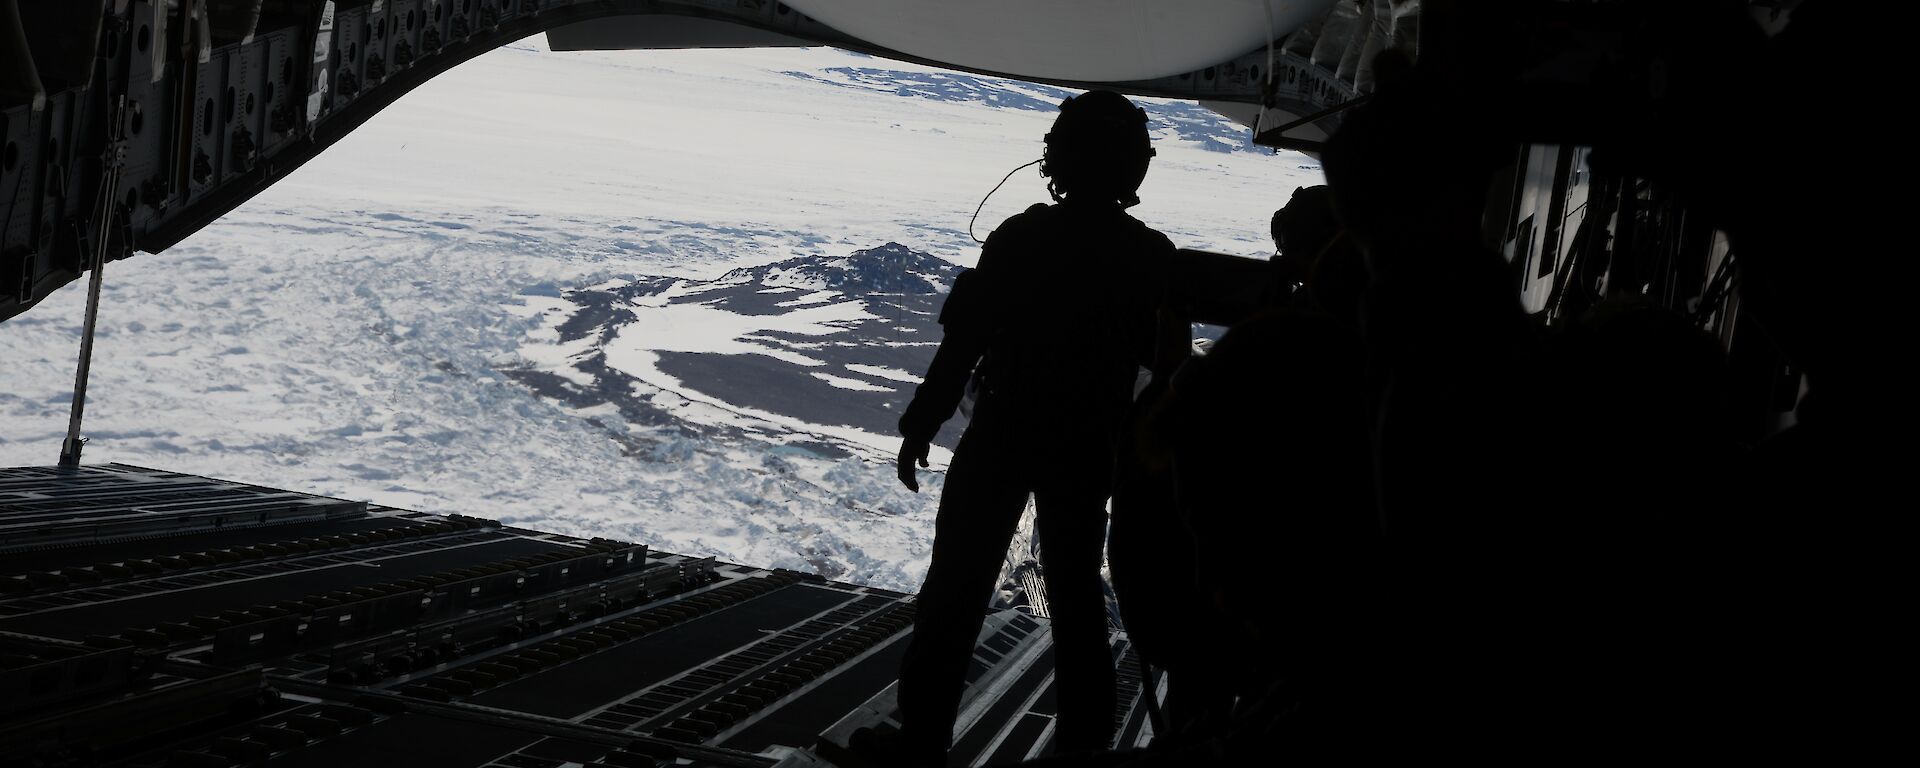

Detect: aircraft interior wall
1491,138,1803,441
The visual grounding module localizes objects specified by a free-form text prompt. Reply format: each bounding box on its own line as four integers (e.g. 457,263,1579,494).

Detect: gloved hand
896,437,931,492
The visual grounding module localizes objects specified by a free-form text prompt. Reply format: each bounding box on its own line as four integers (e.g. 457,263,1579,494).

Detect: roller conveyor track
0,465,1157,767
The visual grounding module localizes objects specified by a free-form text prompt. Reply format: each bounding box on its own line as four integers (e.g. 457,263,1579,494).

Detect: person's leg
1032,476,1118,754
896,425,1033,760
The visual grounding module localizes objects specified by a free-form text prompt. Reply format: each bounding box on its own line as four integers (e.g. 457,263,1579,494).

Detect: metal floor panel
0,536,569,640
472,584,856,720
0,515,428,576
0,465,367,552
721,636,911,754
247,711,547,768
0,466,1154,768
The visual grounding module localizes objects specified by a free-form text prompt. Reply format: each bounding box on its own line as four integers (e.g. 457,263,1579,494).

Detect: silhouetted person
1320,76,1559,758
1170,306,1377,716
1548,297,1737,518
1265,185,1340,307
1303,233,1367,329
1589,5,1897,759
1102,190,1327,742
872,91,1174,766
1104,304,1211,733
1520,297,1743,751
1005,308,1379,768
1266,183,1371,335
1321,79,1538,533
1113,184,1363,741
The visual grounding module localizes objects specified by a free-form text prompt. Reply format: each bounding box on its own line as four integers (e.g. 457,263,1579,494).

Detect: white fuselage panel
782,0,1335,82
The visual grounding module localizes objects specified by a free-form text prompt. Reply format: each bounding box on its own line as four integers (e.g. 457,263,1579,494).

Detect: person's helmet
1041,90,1156,207
1272,185,1338,259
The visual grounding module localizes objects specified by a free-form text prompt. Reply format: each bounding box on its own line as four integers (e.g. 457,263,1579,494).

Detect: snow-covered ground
0,39,1320,592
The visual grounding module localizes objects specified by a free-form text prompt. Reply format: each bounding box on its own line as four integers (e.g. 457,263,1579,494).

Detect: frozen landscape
0,39,1321,592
